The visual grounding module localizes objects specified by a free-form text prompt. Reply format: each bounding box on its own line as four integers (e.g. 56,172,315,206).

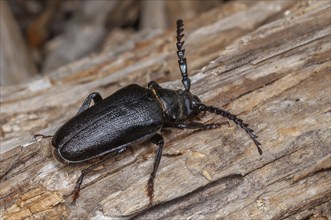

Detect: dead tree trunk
1,1,330,219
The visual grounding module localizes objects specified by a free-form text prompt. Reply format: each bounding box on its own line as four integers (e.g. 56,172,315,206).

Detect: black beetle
37,19,262,205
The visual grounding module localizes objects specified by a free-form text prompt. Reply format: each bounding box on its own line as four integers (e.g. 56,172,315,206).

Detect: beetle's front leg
168,121,229,130
77,92,103,114
147,134,164,205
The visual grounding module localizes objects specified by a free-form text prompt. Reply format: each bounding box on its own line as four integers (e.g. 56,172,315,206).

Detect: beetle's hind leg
70,148,126,204
147,134,164,205
71,162,104,204
77,92,103,114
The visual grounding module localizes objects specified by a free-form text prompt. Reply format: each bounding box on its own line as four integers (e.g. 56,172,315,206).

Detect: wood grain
0,0,37,85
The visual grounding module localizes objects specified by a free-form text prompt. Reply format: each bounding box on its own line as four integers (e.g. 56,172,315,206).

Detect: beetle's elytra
48,19,262,205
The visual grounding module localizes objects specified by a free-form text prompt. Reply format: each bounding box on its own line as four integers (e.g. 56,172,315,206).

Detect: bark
1,1,330,219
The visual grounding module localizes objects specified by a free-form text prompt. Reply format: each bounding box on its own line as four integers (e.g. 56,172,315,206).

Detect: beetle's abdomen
52,84,163,162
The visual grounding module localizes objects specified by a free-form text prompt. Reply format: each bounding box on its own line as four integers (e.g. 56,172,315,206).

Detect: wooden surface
1,1,330,219
0,0,37,85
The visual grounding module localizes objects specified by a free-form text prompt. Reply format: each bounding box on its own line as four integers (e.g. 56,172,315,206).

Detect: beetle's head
149,81,201,121
176,89,201,118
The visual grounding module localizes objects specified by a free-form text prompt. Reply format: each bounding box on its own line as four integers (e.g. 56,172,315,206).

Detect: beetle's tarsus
33,134,53,141
147,177,154,205
198,103,262,155
71,191,79,205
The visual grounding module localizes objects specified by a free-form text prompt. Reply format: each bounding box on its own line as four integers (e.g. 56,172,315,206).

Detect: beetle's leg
169,121,229,130
71,163,103,204
176,19,190,91
33,134,53,140
148,81,161,89
197,103,263,155
77,92,103,114
70,148,126,204
34,93,102,144
147,134,164,205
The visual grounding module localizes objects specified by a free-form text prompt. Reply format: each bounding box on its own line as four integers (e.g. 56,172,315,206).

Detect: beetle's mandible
44,19,262,205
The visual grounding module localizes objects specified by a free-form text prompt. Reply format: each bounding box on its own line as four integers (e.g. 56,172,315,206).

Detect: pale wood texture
1,1,330,219
0,0,37,85
42,0,118,72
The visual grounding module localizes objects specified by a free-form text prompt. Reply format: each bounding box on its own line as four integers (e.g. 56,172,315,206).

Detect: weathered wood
0,0,37,85
42,0,119,72
1,1,330,219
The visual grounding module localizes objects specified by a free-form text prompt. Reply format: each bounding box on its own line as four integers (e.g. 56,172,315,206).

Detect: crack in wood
132,174,243,219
